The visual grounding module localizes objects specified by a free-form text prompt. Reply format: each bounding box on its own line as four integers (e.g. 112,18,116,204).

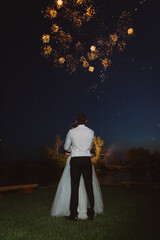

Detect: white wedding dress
51,156,103,219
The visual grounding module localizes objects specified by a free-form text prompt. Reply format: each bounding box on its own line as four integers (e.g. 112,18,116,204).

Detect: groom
64,113,95,221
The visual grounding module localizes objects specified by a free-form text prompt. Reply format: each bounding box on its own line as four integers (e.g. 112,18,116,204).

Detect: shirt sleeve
90,130,94,149
64,130,72,151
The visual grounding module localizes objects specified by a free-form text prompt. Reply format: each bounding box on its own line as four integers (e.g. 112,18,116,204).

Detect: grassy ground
0,186,160,240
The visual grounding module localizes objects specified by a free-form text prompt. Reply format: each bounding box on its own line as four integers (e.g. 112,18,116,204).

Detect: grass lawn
0,185,160,240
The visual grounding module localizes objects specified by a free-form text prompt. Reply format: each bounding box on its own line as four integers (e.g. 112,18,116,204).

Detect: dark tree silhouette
54,135,64,154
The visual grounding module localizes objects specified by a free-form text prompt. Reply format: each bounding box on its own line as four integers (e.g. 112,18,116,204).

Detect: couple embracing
51,113,103,221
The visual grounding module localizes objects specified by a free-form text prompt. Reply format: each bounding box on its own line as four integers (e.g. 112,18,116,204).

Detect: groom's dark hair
76,113,86,125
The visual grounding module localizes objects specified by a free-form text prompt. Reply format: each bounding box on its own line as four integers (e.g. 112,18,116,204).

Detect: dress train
51,156,103,219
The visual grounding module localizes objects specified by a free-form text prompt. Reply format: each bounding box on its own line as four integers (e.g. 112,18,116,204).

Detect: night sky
1,0,160,161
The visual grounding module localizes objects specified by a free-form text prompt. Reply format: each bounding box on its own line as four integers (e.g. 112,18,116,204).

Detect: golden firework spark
89,66,94,72
102,58,111,68
76,0,83,4
67,34,72,42
90,45,96,51
65,55,78,72
45,7,57,18
88,51,98,61
75,41,83,51
75,0,92,5
56,0,63,8
80,56,86,62
57,31,72,43
128,28,133,35
109,33,118,45
42,34,50,43
52,24,59,33
59,57,65,64
75,18,82,27
44,45,52,55
117,11,132,38
53,51,61,67
118,41,126,51
105,41,113,56
64,8,84,28
83,60,89,68
66,54,73,62
64,9,78,22
85,6,95,21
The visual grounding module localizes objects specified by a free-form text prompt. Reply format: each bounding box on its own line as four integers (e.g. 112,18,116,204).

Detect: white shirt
64,125,94,157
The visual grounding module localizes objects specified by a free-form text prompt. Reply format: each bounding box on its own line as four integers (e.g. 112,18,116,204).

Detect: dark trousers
70,156,94,218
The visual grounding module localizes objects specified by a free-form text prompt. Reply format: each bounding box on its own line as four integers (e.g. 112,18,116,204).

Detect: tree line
1,135,160,175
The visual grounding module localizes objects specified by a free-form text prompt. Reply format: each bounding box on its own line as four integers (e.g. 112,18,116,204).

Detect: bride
51,124,103,220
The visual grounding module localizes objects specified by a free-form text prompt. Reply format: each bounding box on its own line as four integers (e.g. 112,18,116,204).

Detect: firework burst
41,0,133,74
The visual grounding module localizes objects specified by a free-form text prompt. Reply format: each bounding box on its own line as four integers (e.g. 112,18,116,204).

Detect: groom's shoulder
85,126,94,134
69,125,94,134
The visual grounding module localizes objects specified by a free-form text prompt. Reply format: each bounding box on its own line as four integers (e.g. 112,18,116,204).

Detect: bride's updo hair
70,123,77,129
76,113,86,125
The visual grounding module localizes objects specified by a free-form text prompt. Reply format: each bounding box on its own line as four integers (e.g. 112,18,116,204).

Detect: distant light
149,66,153,70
